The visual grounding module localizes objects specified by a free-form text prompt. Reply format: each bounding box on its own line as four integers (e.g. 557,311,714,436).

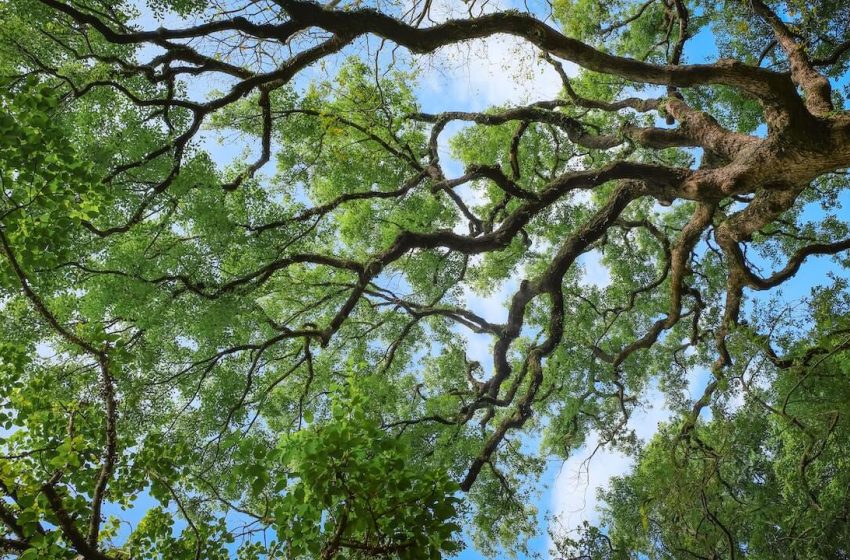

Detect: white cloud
458,329,495,380
549,383,673,546
408,0,575,111
453,278,519,378
578,250,612,289
421,37,569,110
686,365,711,400
462,279,517,324
549,362,727,552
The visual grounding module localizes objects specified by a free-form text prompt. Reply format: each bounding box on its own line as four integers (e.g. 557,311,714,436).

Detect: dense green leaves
0,81,101,275
271,380,462,559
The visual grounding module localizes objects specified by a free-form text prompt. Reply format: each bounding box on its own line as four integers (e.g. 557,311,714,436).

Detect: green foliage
1,1,850,559
0,80,102,276
271,379,462,559
554,295,850,559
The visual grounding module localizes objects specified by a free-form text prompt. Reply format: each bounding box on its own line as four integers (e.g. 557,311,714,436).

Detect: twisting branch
749,0,834,116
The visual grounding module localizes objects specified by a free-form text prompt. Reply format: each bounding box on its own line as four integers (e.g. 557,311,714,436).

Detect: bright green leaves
554,0,671,61
210,58,439,257
228,436,278,499
553,0,614,44
272,379,463,559
123,506,233,560
0,80,102,276
683,85,766,134
145,0,207,17
298,62,436,253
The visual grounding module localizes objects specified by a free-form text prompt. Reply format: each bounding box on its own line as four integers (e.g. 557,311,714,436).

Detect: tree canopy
1,0,850,558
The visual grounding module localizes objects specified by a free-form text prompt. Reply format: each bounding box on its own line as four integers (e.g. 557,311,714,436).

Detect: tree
1,0,849,557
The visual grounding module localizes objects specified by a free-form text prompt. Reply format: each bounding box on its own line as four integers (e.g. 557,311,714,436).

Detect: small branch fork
0,230,118,559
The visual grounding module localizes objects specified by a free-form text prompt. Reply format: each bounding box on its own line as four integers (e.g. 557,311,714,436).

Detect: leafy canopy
1,0,850,559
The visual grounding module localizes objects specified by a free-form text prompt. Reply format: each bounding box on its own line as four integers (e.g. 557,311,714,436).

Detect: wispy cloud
420,37,568,111
408,0,574,112
549,383,672,548
578,250,612,289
